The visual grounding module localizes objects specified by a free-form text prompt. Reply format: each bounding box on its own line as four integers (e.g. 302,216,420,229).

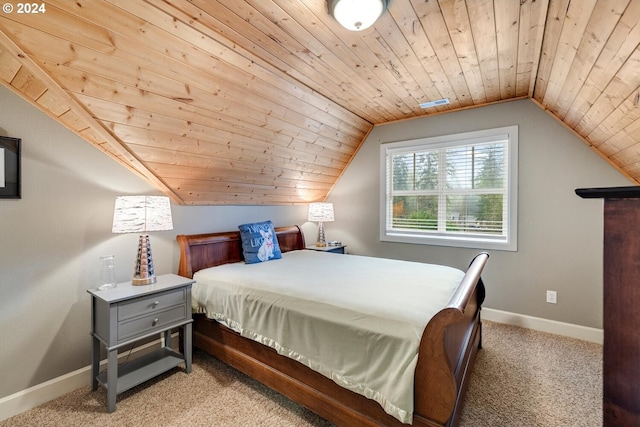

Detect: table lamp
308,202,334,247
112,195,173,285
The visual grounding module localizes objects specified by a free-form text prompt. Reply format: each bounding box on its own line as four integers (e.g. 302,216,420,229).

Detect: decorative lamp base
315,221,327,247
132,276,156,286
132,234,157,286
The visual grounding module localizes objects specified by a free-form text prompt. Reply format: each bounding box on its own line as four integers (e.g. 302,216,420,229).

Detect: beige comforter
192,250,464,424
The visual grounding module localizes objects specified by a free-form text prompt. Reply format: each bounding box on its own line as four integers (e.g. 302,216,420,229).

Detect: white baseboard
0,336,173,422
482,308,603,344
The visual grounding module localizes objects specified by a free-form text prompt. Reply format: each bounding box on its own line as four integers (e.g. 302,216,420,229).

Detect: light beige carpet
459,321,602,427
0,320,602,427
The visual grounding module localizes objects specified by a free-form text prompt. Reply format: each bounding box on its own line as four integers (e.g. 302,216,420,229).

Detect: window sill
381,231,517,251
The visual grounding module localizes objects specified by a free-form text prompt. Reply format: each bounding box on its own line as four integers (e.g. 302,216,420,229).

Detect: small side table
88,274,194,412
305,244,346,254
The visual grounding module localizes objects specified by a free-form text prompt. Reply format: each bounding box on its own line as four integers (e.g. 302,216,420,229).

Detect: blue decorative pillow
238,220,282,264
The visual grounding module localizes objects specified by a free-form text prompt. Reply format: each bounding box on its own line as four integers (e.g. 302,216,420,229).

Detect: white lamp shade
308,202,335,222
112,195,173,233
328,0,389,31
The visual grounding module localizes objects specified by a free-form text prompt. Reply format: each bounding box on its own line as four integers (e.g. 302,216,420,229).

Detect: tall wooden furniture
577,186,640,427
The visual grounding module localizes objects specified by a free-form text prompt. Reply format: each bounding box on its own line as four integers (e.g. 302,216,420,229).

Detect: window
380,126,518,251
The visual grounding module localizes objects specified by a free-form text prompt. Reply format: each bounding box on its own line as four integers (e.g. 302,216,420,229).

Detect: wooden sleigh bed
177,225,488,427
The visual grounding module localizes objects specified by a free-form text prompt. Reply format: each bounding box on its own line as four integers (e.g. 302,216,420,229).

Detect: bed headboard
176,225,306,278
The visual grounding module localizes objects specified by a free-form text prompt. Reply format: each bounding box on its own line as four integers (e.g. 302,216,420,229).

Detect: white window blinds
380,126,518,251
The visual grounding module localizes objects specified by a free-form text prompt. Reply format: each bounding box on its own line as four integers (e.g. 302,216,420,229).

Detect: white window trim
379,125,518,251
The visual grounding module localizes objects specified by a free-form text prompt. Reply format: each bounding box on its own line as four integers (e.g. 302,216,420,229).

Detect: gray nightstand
305,244,346,254
88,274,194,412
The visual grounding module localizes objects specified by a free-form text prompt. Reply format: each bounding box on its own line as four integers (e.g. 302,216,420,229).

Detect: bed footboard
415,252,488,426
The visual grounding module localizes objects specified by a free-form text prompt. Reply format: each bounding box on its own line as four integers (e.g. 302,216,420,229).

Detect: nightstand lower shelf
96,347,186,395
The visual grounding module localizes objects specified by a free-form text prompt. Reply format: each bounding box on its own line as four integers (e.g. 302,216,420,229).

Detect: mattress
191,250,464,424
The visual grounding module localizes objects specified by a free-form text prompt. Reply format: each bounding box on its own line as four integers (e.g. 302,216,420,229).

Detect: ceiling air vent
420,98,450,108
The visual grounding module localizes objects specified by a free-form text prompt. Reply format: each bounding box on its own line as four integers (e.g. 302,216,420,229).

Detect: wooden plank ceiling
1,0,639,205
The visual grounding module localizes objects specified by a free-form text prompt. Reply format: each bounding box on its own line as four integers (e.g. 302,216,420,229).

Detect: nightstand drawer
118,288,186,321
118,305,188,341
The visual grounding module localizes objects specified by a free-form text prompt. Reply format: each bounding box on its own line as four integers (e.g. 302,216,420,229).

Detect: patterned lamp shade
307,202,334,222
112,195,173,233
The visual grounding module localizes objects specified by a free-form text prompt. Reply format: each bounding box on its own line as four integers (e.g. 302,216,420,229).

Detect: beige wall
0,85,307,398
326,99,629,329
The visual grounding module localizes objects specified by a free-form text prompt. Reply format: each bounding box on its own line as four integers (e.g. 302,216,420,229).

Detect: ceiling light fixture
327,0,391,31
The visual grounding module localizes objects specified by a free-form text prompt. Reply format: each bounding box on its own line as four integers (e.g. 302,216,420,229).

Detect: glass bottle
98,255,117,290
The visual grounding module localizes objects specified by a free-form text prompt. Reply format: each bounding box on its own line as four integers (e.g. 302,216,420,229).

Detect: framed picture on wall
0,136,21,199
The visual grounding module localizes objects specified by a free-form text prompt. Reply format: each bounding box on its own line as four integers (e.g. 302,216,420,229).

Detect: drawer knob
152,301,160,307
152,318,159,326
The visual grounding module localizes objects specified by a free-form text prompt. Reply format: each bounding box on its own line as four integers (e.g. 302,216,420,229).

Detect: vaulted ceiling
0,0,639,205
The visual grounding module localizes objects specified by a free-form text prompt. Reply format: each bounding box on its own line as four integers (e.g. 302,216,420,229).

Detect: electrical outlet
546,290,557,304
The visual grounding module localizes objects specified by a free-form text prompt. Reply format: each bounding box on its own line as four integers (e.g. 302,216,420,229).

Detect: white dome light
328,0,390,32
